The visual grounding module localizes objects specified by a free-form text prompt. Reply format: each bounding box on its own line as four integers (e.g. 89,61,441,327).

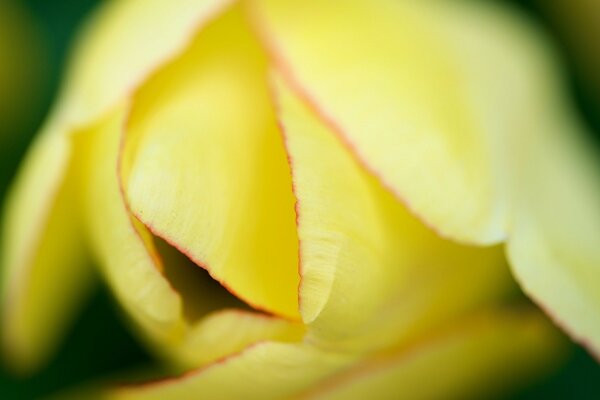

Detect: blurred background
0,0,598,398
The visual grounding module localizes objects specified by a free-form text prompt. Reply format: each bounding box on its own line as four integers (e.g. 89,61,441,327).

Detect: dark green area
0,0,598,398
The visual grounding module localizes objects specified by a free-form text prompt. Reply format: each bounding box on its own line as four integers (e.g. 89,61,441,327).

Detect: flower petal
56,0,234,126
256,0,600,355
251,0,506,244
121,6,300,319
1,128,92,373
305,309,565,400
77,105,185,347
273,77,513,351
102,309,562,400
109,342,355,400
421,1,600,357
79,105,302,369
0,0,236,372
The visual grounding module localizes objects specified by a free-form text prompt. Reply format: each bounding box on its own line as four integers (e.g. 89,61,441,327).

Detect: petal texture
256,0,600,354
103,310,563,400
122,6,300,319
274,77,513,351
110,342,355,400
80,105,302,369
252,0,506,244
1,0,235,371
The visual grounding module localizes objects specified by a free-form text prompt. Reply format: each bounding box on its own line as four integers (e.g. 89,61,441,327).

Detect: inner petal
121,5,300,319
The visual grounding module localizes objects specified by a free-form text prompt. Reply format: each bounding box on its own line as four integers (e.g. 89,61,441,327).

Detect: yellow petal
0,0,236,372
109,342,355,400
77,105,185,347
251,0,506,244
506,120,600,356
1,126,92,373
423,1,600,357
121,6,300,319
305,309,565,400
257,0,600,355
79,104,302,369
56,0,234,127
273,77,513,352
102,309,562,400
172,310,304,368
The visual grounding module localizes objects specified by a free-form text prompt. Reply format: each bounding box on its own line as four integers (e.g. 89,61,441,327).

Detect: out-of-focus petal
109,342,355,400
304,310,565,400
56,0,234,126
251,0,506,245
1,127,92,373
256,0,600,355
273,77,513,352
121,6,300,319
506,121,600,357
0,0,236,372
427,1,600,358
79,105,303,369
101,310,562,400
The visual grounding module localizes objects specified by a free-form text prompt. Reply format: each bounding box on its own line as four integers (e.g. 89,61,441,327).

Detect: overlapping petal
121,5,300,319
273,77,513,352
103,309,562,400
305,310,564,400
0,0,272,371
79,101,304,370
251,0,506,245
253,0,600,354
56,0,234,126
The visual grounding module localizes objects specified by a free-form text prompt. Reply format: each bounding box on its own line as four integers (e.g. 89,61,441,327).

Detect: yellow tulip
3,0,598,398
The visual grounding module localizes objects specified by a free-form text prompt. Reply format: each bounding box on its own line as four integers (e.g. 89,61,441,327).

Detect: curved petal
304,309,565,400
172,310,304,368
77,105,185,347
250,0,507,244
1,128,91,373
109,342,355,400
0,0,236,373
273,77,513,352
423,1,600,357
79,105,302,369
55,0,234,127
101,310,562,400
121,6,300,319
255,0,600,355
506,122,600,357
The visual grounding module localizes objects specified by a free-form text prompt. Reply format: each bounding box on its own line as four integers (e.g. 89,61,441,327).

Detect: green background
0,0,599,398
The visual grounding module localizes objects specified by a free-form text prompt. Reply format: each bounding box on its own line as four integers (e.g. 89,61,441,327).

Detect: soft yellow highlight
57,0,233,126
252,0,505,245
275,77,512,352
79,103,304,370
122,7,300,319
255,0,600,353
111,342,355,400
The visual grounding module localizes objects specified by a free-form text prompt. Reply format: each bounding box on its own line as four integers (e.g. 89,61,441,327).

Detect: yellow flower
2,0,598,397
